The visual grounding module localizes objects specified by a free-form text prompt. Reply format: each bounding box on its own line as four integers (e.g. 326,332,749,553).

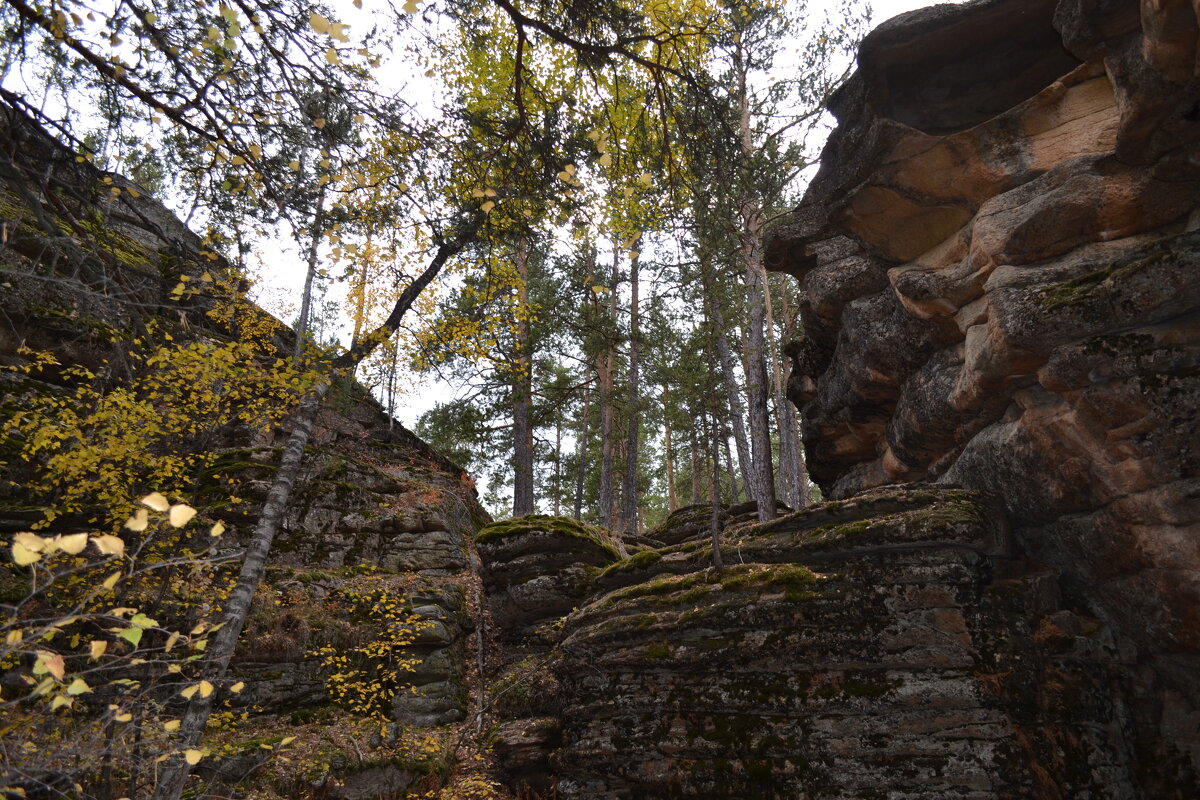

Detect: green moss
594,563,820,613
476,514,620,558
643,642,671,659
1037,231,1196,311
598,548,662,578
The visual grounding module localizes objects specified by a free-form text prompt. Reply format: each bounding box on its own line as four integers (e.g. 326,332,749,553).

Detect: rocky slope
764,0,1199,789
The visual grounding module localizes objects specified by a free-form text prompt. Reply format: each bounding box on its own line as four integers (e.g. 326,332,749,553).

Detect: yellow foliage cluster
309,587,432,720
0,500,239,794
3,336,318,530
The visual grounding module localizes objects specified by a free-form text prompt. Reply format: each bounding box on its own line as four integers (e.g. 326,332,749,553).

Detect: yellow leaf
14,532,47,553
308,11,330,34
180,684,198,699
50,694,73,711
313,117,326,129
56,533,88,555
168,504,196,528
90,640,107,661
288,160,301,171
11,542,40,566
141,492,169,512
184,749,203,765
279,736,296,746
6,629,22,645
36,651,65,681
66,677,91,695
164,719,181,732
209,521,225,537
91,535,125,557
638,172,653,187
403,0,419,12
113,711,132,722
124,509,149,532
325,48,339,65
198,680,214,698
164,631,180,652
471,188,485,198
229,681,245,694
353,0,362,7
481,201,495,213
598,153,612,167
101,572,121,591
230,155,245,165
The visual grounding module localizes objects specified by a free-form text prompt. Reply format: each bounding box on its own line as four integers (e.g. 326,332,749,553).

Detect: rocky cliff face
764,0,1199,788
0,96,489,797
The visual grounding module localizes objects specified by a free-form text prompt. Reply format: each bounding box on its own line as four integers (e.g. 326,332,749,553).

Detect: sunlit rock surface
766,0,1199,788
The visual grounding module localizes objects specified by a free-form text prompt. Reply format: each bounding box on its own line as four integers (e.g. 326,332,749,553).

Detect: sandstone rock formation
765,0,1199,789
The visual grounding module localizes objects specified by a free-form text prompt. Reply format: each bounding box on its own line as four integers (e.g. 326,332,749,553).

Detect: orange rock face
766,0,1199,786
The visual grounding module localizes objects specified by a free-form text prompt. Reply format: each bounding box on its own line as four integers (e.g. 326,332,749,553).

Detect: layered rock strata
482,490,1138,797
765,0,1200,784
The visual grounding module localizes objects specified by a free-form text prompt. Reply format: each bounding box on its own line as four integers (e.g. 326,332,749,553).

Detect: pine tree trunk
662,384,679,513
701,259,754,502
689,424,701,505
764,273,799,509
778,284,811,506
512,235,535,517
708,406,723,569
597,249,619,528
294,188,327,359
621,246,641,536
722,422,739,504
553,420,562,517
573,382,591,521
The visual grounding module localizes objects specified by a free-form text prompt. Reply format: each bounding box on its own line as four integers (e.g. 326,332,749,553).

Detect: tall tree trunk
662,383,679,513
778,283,811,506
293,188,327,359
597,248,619,528
553,420,562,517
689,424,701,505
722,421,739,504
152,214,481,800
735,37,777,523
700,258,754,502
764,273,799,509
621,245,641,536
512,235,535,517
573,382,591,521
708,405,723,569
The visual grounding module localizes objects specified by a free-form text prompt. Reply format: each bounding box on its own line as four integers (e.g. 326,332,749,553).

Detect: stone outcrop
476,515,622,643
765,0,1199,786
481,488,1142,797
